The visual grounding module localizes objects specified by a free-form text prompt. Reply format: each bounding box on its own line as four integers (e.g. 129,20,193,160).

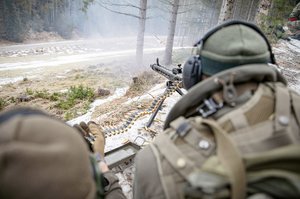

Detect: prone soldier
288,2,300,40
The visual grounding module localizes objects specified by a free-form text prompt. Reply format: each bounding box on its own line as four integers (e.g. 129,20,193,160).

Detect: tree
163,0,180,65
162,0,221,64
3,0,25,42
255,0,272,25
218,0,236,22
136,0,148,67
90,0,148,68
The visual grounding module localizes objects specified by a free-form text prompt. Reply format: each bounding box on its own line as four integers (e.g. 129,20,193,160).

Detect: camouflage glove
73,121,105,157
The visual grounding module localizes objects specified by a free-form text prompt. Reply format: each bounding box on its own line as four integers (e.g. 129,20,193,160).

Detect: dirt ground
0,38,299,122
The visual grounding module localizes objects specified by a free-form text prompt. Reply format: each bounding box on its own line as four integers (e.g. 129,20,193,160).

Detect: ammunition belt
101,81,182,137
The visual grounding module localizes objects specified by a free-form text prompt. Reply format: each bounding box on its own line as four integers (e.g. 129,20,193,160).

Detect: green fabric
200,25,270,75
202,56,268,76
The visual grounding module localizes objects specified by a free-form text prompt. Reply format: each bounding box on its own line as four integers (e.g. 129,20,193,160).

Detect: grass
0,85,96,120
0,98,7,110
55,85,95,110
126,71,163,97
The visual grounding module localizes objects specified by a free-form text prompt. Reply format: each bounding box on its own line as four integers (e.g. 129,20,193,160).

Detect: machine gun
146,58,184,127
150,58,183,82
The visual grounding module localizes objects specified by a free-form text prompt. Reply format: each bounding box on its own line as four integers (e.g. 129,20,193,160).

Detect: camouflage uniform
133,21,300,199
288,2,300,36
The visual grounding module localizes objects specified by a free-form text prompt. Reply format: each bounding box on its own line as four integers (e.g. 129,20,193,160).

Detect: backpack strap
149,143,178,199
274,83,291,132
154,131,198,179
290,90,300,126
197,118,246,199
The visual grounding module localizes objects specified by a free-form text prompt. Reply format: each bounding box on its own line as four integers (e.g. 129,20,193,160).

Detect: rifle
146,58,184,127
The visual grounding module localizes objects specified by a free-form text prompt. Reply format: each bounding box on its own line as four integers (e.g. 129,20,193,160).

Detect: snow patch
0,77,24,85
67,87,128,126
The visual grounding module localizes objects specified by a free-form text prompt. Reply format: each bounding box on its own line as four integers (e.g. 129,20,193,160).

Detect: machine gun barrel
150,60,182,82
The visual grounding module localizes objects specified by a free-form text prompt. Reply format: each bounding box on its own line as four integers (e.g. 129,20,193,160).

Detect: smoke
64,1,169,38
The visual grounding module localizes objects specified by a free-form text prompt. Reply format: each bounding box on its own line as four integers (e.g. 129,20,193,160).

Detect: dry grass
0,66,130,120
0,67,163,123
92,71,163,126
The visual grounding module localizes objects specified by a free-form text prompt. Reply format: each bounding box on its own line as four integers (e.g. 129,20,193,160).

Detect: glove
74,121,105,157
88,121,105,157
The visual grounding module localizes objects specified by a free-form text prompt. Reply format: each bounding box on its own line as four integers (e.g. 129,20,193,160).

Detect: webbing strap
290,91,300,126
195,117,246,199
170,117,215,157
150,144,177,199
229,109,249,130
154,133,198,181
275,84,291,132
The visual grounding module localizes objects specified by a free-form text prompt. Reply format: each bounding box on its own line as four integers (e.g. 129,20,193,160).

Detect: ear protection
182,55,202,90
182,20,276,90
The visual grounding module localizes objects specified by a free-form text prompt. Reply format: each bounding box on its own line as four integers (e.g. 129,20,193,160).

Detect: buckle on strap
197,98,223,118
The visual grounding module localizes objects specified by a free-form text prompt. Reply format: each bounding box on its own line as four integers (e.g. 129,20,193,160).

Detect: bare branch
96,2,140,19
100,0,141,10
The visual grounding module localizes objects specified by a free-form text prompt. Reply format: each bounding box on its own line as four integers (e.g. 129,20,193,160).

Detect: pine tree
3,0,24,42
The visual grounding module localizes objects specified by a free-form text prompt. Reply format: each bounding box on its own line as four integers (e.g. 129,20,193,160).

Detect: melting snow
67,87,128,126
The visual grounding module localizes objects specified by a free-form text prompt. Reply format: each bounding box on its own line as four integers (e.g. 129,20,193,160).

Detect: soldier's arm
99,162,127,199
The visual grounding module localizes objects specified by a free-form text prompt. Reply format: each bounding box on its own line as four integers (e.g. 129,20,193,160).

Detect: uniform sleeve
102,171,126,199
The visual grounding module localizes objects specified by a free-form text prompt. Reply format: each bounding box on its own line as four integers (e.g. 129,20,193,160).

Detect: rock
132,77,139,84
97,88,110,97
17,95,32,102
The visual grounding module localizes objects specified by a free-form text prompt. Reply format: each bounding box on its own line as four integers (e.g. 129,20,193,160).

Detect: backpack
150,65,300,199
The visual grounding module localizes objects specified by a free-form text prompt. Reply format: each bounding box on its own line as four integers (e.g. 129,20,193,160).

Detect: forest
0,0,298,42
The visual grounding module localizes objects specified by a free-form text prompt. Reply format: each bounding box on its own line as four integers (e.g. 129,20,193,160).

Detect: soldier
134,20,300,199
288,2,300,40
0,107,126,199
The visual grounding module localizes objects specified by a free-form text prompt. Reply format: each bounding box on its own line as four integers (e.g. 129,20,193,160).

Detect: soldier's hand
88,121,106,157
73,121,105,156
73,122,93,151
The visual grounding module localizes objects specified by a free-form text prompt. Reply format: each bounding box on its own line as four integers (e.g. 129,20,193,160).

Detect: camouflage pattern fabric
288,2,300,34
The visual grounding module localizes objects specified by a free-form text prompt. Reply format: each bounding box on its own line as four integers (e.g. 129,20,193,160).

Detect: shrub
49,92,61,101
25,88,34,95
0,98,7,110
68,85,95,101
34,89,50,99
55,85,95,110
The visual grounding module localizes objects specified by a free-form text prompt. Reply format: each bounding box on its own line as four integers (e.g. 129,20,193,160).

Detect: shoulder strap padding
164,64,286,129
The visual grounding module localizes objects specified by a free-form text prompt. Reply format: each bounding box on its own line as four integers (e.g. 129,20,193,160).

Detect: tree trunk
218,0,236,23
164,0,180,66
136,0,147,68
247,0,260,21
255,0,272,25
0,0,6,39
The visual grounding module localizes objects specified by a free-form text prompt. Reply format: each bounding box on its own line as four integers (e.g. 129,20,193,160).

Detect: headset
182,20,276,90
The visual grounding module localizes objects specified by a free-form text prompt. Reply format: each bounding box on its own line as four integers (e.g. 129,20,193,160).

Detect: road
0,36,191,85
